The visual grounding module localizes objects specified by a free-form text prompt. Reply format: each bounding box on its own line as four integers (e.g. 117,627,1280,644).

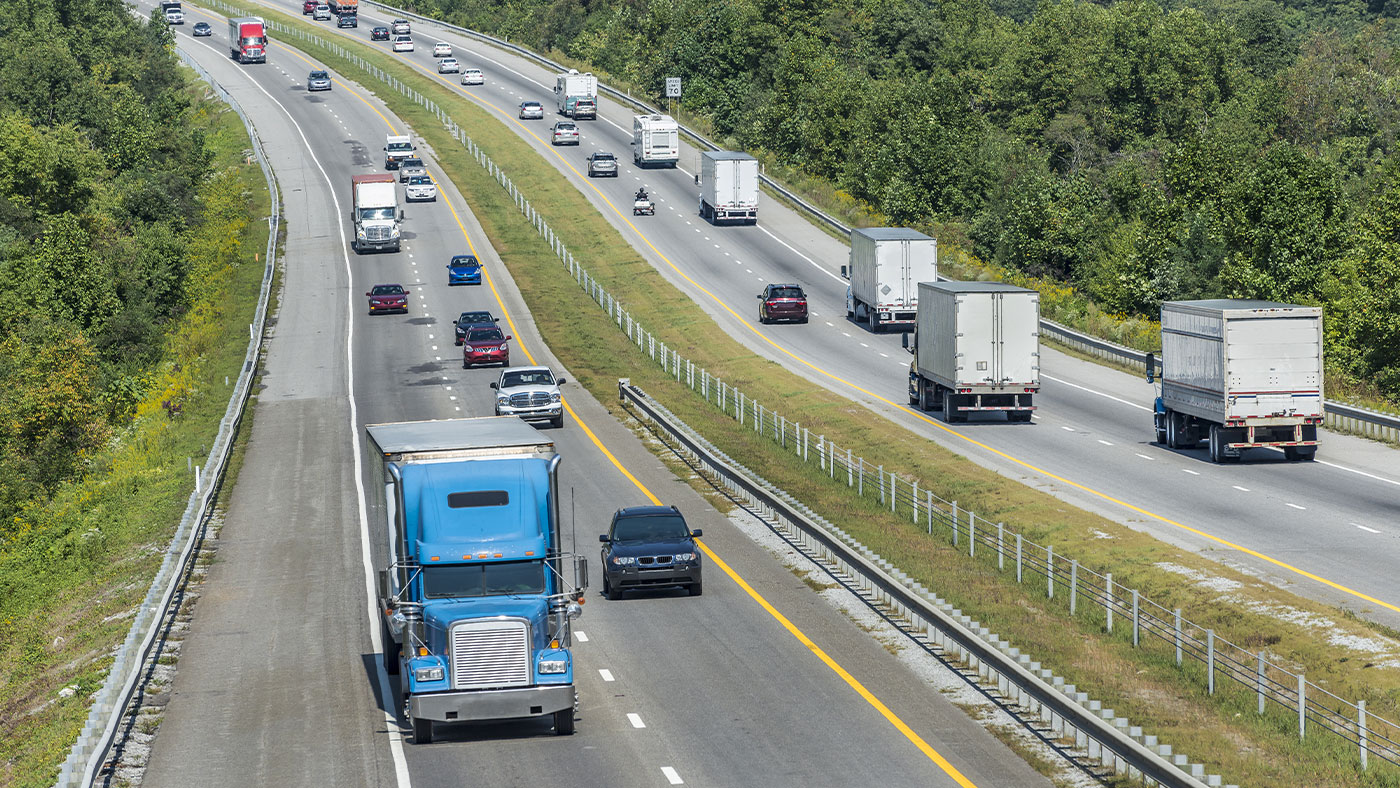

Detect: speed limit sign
665,77,681,98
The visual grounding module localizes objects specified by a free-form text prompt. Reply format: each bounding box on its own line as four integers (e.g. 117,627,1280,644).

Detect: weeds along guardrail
220,15,1397,780
351,0,1400,444
55,50,281,788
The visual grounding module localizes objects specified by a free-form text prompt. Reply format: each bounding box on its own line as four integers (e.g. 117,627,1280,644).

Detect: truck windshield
359,207,395,220
423,560,545,598
387,142,412,152
240,36,265,45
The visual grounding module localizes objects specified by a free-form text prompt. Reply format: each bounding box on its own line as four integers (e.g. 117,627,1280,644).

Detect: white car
312,4,330,19
391,18,410,34
460,69,484,86
405,175,437,202
392,35,413,52
432,42,452,57
437,58,460,74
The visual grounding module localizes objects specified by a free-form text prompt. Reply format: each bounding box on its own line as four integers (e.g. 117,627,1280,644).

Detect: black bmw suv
599,505,702,599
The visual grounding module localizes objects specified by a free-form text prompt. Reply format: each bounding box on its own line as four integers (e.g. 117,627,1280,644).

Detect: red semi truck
228,17,267,64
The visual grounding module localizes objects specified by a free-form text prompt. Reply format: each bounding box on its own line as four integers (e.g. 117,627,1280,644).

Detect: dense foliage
0,0,218,527
418,0,1400,401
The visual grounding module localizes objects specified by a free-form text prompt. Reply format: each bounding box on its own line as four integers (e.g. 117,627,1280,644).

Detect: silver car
312,4,330,19
437,58,461,74
398,157,426,183
307,70,332,91
492,366,566,428
587,151,618,177
550,121,579,146
518,101,544,119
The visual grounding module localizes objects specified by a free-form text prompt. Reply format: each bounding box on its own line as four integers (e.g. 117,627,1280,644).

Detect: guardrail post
1047,545,1054,598
1175,609,1182,665
1131,589,1139,646
1298,673,1306,739
967,514,974,556
738,391,745,425
829,440,836,479
848,449,854,487
858,457,864,496
927,492,933,534
890,472,896,513
951,501,958,546
1070,559,1077,614
878,465,885,505
1105,573,1114,632
1208,630,1216,694
1015,533,1022,582
1360,700,1368,770
802,427,809,461
998,524,1005,570
1258,651,1265,714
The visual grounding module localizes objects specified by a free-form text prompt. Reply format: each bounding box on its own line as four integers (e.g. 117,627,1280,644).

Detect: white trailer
632,114,678,168
843,228,937,332
905,281,1040,423
554,70,597,118
699,151,758,225
1151,300,1323,462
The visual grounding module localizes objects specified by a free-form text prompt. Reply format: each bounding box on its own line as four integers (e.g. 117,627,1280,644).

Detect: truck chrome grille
365,226,390,241
450,619,531,690
508,392,551,408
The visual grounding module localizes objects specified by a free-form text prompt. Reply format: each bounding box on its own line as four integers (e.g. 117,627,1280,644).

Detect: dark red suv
757,283,808,324
461,324,511,368
366,283,409,314
302,0,316,13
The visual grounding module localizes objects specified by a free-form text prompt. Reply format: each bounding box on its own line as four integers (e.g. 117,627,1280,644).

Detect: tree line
0,0,229,526
417,0,1400,402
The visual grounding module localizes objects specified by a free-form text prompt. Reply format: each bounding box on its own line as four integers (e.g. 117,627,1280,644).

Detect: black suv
370,26,390,40
599,506,702,599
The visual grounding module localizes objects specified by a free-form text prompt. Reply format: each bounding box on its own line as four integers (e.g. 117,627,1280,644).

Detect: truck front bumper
496,403,562,422
409,684,574,722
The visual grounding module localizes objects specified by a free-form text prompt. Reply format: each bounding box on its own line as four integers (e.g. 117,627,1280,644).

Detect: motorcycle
632,192,654,216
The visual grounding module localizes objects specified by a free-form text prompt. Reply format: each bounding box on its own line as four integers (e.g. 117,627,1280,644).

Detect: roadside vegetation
257,15,1400,784
408,0,1400,411
0,1,271,783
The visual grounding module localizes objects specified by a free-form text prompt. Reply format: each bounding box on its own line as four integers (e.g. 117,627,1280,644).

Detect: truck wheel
554,708,576,735
1295,447,1316,461
1166,411,1181,449
868,310,880,333
1283,446,1298,461
1208,425,1222,462
915,380,928,411
1153,414,1167,445
382,617,400,675
410,717,432,744
943,391,962,423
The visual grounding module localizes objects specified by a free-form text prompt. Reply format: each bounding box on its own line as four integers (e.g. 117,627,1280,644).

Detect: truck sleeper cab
369,418,586,744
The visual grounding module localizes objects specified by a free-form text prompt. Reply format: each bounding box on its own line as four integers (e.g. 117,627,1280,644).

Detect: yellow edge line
252,20,982,780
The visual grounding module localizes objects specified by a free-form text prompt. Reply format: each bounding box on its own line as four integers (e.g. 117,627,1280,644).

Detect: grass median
229,9,1399,785
0,79,273,787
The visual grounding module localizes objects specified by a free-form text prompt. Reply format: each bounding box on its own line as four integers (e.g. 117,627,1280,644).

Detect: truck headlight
496,396,510,406
413,666,444,682
390,227,401,238
550,392,561,403
356,228,366,239
611,556,636,565
538,659,568,674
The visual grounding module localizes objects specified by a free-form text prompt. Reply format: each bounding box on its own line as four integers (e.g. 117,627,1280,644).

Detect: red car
302,0,317,13
757,283,808,324
461,324,510,368
366,283,409,314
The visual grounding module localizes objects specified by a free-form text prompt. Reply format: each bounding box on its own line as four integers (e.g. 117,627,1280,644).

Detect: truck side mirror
399,209,405,221
557,377,567,385
575,556,588,590
377,568,391,605
598,534,609,543
1145,352,1156,384
489,382,498,389
840,265,849,279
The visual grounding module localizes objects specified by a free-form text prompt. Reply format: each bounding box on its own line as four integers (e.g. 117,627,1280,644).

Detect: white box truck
1149,300,1323,462
554,70,597,119
699,151,758,225
632,114,678,168
351,173,401,253
843,228,937,332
904,281,1040,423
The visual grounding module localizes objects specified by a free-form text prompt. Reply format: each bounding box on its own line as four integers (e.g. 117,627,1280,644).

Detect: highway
136,9,1054,787
229,0,1400,630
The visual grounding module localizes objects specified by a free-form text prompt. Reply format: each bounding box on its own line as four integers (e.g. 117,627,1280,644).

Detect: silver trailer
1151,300,1324,462
905,281,1040,423
843,228,937,332
699,151,758,225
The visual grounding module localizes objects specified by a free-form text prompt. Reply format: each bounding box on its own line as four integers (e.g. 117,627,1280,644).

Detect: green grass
204,11,1400,785
0,78,273,787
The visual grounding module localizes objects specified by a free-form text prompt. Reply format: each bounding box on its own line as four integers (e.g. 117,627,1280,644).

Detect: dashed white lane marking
1182,469,1199,475
1135,453,1154,460
627,713,646,728
879,352,888,357
576,631,588,642
430,345,438,351
841,332,851,338
1097,439,1113,445
598,669,615,682
1233,485,1250,492
1287,503,1306,510
1355,523,1381,533
427,334,434,339
661,767,684,785
1061,426,1075,432
825,321,834,326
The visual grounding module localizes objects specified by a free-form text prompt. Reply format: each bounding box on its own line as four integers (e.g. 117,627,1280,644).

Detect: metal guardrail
54,50,281,788
356,0,1400,444
619,379,1210,788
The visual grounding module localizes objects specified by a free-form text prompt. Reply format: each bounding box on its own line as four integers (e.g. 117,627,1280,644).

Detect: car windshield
458,313,492,326
359,207,394,220
467,327,504,342
769,287,804,299
310,71,327,80
371,285,404,295
387,142,411,152
611,514,689,542
500,370,554,387
422,560,545,598
450,257,477,267
403,159,423,168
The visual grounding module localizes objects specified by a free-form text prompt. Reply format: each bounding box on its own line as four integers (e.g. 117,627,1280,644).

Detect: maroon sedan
366,283,409,314
461,324,511,368
757,283,808,324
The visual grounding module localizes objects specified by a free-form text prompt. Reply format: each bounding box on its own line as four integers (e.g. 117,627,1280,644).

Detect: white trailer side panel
850,229,937,315
700,152,758,213
917,282,1039,390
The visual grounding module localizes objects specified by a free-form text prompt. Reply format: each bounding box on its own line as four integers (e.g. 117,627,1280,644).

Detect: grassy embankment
0,80,273,787
232,11,1399,786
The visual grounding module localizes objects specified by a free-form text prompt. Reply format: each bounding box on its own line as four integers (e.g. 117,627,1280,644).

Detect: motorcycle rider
635,187,648,203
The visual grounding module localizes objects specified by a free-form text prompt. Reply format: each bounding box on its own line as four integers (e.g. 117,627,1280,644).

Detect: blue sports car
446,254,482,286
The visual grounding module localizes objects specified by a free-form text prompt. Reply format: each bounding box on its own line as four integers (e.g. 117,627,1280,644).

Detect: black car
454,310,497,345
370,26,390,40
337,13,357,27
599,506,702,599
192,21,212,35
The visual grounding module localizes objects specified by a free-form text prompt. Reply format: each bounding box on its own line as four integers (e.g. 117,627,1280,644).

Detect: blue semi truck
368,417,587,744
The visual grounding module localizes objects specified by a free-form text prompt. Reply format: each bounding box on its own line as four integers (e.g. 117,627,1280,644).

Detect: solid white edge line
182,32,413,786
1354,523,1381,533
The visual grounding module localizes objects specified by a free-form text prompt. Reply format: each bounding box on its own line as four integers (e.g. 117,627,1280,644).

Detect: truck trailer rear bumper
409,684,574,723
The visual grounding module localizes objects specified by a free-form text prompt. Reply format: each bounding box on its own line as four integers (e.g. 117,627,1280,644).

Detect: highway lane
141,13,1054,787
244,3,1400,628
